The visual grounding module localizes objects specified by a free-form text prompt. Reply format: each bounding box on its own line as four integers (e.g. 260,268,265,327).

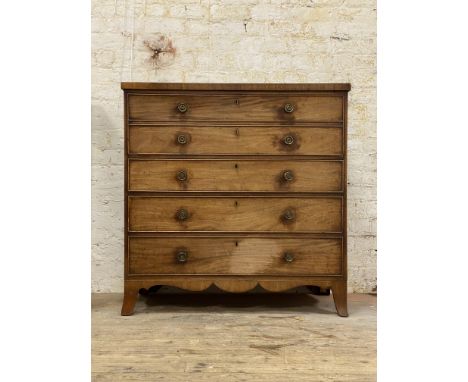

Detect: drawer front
128,126,343,156
129,159,343,192
129,237,342,276
127,93,343,122
128,197,342,233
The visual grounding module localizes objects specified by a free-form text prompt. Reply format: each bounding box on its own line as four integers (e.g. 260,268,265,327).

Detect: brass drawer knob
282,135,295,145
177,103,188,113
283,252,295,263
176,208,189,221
176,170,188,182
176,250,188,263
282,209,296,222
283,170,294,182
176,134,188,145
284,103,294,113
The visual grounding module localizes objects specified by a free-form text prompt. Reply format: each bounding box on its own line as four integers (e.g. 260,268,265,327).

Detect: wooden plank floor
92,288,376,381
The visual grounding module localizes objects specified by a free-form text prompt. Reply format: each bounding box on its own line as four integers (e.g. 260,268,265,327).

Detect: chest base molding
121,277,348,317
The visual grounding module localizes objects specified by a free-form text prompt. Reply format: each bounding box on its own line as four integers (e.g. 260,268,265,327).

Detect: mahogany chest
121,83,350,316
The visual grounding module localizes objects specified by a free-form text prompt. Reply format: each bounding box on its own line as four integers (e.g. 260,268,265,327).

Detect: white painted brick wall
91,0,377,293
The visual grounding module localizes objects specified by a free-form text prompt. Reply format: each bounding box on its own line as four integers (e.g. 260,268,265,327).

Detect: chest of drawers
121,83,350,316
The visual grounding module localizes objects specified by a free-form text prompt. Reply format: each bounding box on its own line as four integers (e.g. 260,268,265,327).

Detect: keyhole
235,200,238,207
235,128,240,136
235,241,238,247
235,163,238,169
235,99,240,105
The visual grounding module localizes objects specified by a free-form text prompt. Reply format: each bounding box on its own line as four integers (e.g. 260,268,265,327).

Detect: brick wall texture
92,0,376,293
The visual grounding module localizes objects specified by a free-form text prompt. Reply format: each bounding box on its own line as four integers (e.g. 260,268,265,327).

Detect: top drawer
127,93,344,123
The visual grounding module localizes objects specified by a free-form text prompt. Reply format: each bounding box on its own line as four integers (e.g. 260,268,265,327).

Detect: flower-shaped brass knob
283,252,295,263
282,209,296,223
283,170,294,182
283,135,295,145
284,103,294,113
177,103,188,113
177,134,188,145
176,208,189,221
176,250,188,263
176,170,188,182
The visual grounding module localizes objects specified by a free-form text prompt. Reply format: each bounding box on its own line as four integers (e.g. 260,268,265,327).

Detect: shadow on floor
140,285,336,315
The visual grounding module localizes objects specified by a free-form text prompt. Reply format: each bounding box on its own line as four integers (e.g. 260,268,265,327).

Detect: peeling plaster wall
92,0,377,293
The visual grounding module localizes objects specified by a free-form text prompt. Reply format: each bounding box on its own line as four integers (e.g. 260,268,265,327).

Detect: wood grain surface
93,292,375,381
122,82,351,91
127,93,343,122
128,159,343,192
128,196,343,233
128,125,343,156
128,237,342,276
